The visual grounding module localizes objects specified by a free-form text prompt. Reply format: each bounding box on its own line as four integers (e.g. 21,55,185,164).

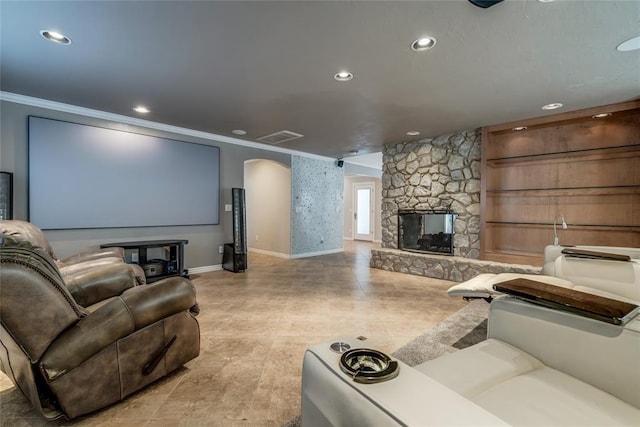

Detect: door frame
352,181,375,241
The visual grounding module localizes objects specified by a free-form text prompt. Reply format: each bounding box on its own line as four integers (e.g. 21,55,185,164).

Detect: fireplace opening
398,209,456,255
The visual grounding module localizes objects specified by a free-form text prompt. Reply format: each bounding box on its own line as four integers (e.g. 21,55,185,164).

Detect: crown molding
0,91,334,162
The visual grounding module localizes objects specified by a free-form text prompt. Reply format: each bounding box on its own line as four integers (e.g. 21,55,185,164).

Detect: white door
353,183,374,241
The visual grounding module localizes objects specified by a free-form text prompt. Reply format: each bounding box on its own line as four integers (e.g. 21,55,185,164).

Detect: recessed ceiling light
512,126,528,131
617,35,640,52
592,113,612,119
538,0,555,3
542,103,563,110
406,131,421,136
40,30,71,45
133,105,150,114
410,37,436,52
334,71,353,82
349,150,359,155
232,129,247,135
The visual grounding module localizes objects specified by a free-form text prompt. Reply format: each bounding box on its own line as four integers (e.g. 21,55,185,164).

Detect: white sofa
447,245,640,304
302,296,640,426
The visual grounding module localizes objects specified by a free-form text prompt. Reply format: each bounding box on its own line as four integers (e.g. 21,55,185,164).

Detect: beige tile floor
0,241,466,426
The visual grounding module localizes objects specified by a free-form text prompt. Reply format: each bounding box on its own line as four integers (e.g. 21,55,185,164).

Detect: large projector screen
29,116,220,229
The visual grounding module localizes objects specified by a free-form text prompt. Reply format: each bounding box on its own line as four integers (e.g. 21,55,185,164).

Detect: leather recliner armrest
58,257,124,277
57,247,125,267
39,277,197,381
64,263,138,307
119,277,197,329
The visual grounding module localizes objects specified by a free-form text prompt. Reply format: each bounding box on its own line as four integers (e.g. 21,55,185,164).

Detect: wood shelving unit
480,100,640,266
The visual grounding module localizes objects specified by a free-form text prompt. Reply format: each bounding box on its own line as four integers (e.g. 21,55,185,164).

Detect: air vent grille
257,130,304,145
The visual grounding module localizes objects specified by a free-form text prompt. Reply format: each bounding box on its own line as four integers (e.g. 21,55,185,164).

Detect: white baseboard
188,264,223,274
374,239,382,243
343,237,354,241
248,247,291,259
290,248,344,259
248,247,344,259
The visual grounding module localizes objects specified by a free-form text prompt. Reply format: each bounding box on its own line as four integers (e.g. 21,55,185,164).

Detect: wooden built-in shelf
486,221,638,229
486,144,640,163
486,185,639,193
480,100,640,267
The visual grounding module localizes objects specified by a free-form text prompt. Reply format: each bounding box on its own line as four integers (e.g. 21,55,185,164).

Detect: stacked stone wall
381,129,481,258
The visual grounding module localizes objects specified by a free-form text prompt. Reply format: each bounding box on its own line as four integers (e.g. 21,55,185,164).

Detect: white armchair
447,245,640,304
302,296,640,426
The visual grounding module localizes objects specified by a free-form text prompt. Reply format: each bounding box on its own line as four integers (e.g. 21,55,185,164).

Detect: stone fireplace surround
372,129,539,281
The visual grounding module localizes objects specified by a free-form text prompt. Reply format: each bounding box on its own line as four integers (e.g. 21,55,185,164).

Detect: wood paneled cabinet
480,101,640,266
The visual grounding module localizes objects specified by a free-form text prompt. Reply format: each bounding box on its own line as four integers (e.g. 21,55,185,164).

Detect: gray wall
0,100,291,268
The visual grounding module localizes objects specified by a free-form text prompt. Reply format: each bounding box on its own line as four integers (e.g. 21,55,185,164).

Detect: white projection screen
29,116,220,229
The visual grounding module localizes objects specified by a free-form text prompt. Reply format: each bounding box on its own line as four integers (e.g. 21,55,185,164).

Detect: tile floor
0,241,466,426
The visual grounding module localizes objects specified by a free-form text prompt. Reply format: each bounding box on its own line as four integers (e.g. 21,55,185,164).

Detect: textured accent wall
381,129,481,258
290,156,344,256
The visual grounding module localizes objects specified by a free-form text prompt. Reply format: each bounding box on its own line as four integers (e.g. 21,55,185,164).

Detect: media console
100,239,188,283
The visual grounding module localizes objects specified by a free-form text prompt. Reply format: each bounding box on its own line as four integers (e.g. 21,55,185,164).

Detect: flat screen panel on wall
29,116,220,229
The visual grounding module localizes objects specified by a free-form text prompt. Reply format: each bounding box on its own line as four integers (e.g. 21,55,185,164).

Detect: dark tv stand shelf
100,239,188,283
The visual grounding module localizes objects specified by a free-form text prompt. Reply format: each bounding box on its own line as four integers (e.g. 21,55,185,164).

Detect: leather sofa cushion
474,366,640,426
414,339,543,398
0,220,57,259
0,237,86,362
489,297,640,409
64,263,137,307
40,277,196,380
553,257,640,303
446,273,497,298
447,273,574,299
58,257,124,277
416,338,640,426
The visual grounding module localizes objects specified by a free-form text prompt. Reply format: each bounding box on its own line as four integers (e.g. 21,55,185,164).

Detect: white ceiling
345,152,383,170
1,0,638,159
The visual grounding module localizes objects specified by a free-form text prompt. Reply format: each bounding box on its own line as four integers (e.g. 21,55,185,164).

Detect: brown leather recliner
0,234,200,420
0,219,124,267
0,219,147,287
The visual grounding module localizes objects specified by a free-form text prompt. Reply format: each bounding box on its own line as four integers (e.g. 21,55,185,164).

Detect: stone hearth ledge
370,248,539,282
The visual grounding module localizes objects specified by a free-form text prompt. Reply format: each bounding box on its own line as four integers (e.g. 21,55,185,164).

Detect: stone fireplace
371,128,539,281
380,129,481,258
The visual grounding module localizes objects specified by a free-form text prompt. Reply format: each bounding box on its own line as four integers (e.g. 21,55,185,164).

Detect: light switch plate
225,204,232,212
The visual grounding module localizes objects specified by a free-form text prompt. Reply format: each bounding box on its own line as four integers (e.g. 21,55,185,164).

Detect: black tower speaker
0,172,13,220
223,187,247,272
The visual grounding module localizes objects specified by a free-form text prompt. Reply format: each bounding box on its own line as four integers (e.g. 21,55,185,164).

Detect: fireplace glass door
398,210,455,255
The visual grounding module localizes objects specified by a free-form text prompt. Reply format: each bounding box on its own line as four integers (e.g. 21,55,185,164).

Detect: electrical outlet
255,235,259,241
218,245,224,254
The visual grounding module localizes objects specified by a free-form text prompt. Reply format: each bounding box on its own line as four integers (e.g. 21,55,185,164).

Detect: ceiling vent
257,130,304,145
